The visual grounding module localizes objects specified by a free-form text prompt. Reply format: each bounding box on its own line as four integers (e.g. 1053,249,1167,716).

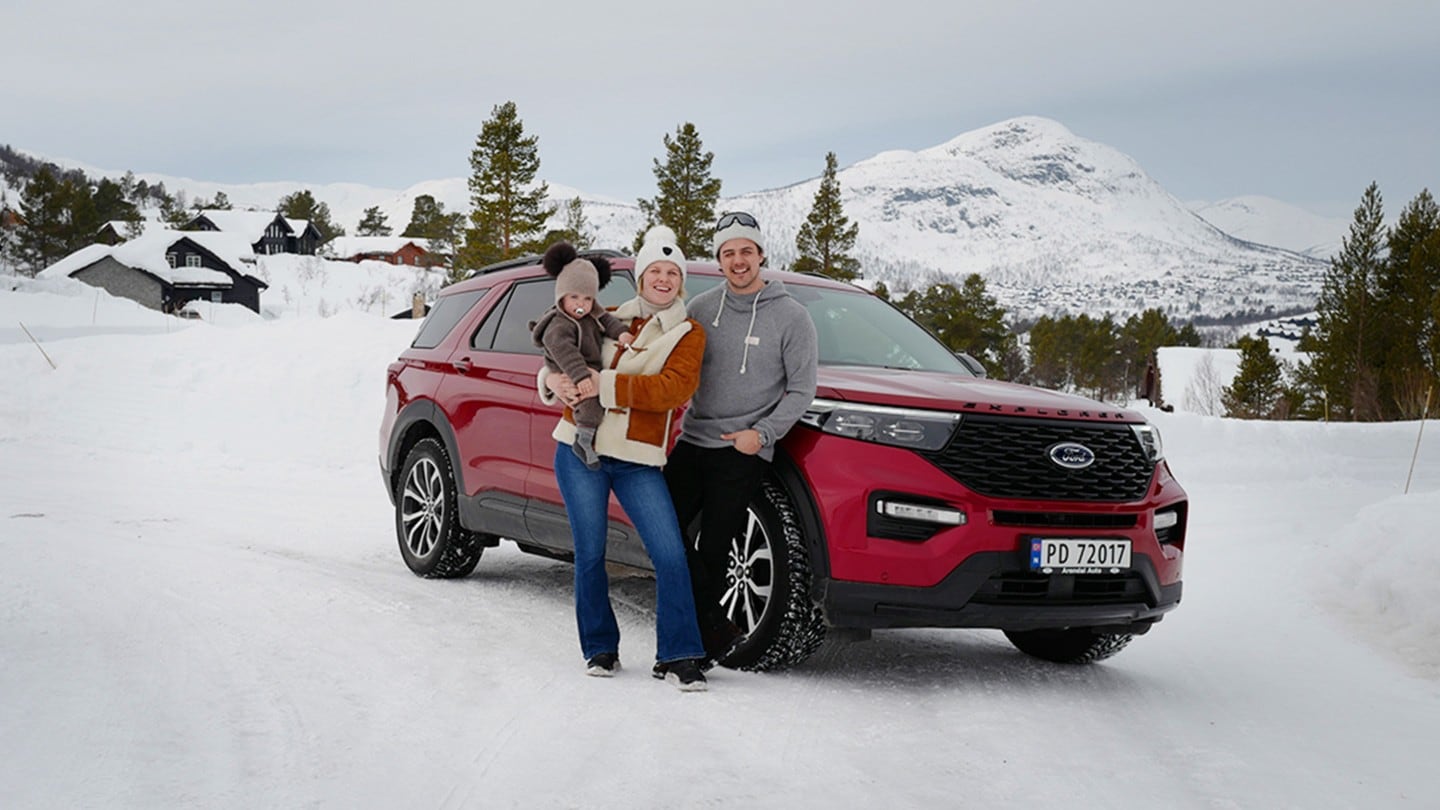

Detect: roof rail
468,248,630,278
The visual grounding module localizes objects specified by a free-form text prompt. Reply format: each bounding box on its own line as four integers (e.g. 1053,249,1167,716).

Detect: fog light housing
876,500,966,526
868,494,967,542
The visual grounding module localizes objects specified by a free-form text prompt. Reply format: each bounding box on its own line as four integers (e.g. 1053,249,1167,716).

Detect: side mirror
955,352,987,378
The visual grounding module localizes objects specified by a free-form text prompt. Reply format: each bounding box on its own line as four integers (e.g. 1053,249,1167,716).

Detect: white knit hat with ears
634,225,687,288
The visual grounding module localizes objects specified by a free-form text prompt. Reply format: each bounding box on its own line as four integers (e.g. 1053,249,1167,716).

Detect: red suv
379,253,1187,669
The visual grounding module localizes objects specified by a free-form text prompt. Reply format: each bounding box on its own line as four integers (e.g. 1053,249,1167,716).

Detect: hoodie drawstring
740,288,762,374
713,284,766,374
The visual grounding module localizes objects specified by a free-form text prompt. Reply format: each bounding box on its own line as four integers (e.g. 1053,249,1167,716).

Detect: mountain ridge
5,117,1338,320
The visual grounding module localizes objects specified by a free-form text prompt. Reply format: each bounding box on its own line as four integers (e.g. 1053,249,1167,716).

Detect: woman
540,226,709,692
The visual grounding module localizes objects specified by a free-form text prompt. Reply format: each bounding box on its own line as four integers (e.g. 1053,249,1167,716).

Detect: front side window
185,255,202,267
479,274,636,354
793,285,970,374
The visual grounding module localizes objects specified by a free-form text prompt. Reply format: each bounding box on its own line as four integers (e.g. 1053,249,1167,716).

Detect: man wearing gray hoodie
665,211,819,663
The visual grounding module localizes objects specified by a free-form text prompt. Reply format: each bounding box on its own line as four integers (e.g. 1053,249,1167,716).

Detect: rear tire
1003,627,1134,664
395,438,486,579
716,479,827,671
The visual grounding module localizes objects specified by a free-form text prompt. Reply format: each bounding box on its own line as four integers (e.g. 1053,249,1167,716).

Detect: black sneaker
585,652,620,677
652,658,708,692
700,619,745,670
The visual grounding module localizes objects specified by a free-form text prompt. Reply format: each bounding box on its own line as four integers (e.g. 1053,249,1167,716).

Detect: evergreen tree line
1222,183,1440,422
450,101,864,286
2,166,144,274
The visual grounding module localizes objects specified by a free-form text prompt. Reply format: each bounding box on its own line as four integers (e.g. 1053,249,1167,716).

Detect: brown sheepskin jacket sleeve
610,321,706,413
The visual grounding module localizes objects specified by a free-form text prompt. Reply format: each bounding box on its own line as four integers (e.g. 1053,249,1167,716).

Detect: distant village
22,210,440,318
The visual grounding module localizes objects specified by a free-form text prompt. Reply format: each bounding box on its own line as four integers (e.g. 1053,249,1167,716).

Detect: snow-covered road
3,313,1437,809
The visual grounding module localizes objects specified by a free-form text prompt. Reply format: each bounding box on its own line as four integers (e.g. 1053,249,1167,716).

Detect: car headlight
800,398,960,451
1131,422,1164,463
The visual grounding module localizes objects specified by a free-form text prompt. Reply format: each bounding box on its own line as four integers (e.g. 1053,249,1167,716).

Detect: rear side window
411,290,486,349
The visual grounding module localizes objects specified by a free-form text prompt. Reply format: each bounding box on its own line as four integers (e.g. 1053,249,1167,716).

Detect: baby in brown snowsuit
530,242,633,469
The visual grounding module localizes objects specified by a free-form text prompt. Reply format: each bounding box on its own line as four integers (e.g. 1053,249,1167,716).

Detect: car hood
815,366,1144,424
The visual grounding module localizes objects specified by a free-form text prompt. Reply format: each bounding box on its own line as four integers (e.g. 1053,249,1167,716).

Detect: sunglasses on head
715,211,758,230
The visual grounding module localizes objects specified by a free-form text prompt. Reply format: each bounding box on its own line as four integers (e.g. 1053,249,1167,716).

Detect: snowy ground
2,283,1438,809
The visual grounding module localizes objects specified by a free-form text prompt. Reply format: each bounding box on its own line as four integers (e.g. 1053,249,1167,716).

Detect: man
665,211,819,664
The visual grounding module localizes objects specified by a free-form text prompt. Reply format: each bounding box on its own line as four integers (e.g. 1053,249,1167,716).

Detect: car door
436,278,551,540
519,274,640,550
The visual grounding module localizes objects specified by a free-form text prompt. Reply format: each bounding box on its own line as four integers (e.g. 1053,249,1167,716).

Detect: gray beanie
711,210,764,258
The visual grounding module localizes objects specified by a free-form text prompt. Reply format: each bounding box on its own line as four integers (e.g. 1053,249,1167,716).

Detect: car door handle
451,357,472,374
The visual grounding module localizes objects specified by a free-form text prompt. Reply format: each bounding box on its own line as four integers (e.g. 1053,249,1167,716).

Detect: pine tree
462,100,550,268
398,195,464,270
791,152,860,281
635,122,721,257
211,190,233,210
1303,183,1387,420
896,275,1016,378
92,177,141,233
402,195,448,238
278,189,344,242
1222,335,1286,419
13,166,70,275
1375,189,1440,417
357,206,393,237
159,189,192,228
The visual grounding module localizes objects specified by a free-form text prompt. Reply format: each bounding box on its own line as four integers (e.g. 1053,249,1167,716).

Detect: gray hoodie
681,278,818,461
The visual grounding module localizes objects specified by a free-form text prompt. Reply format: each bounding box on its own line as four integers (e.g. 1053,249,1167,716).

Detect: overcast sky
5,1,1437,216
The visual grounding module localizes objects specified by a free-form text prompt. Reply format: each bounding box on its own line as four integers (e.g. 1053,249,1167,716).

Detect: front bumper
819,551,1182,632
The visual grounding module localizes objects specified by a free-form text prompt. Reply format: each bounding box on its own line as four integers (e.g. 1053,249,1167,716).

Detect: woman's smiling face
639,261,683,307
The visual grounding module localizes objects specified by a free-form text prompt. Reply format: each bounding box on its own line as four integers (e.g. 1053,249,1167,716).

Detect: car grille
970,571,1150,606
991,511,1138,529
920,415,1154,502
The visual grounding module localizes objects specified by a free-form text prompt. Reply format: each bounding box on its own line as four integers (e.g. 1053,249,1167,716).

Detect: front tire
715,479,827,671
395,438,485,579
1003,627,1134,664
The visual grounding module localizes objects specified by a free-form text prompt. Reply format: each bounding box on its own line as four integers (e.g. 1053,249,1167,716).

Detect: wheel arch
388,399,465,506
770,450,832,602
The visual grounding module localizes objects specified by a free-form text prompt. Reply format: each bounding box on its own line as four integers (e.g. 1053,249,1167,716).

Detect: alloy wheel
400,457,445,559
720,509,775,633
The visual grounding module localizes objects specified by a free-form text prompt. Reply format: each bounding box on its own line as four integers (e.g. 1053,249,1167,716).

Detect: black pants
664,440,768,629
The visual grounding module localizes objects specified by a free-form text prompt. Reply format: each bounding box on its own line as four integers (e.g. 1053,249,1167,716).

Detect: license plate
1028,537,1131,574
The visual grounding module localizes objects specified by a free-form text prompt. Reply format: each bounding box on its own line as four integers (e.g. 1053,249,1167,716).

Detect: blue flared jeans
554,445,706,664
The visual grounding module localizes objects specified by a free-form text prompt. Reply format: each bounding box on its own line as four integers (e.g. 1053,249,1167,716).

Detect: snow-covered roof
40,229,259,287
190,209,287,241
324,236,426,257
285,218,315,236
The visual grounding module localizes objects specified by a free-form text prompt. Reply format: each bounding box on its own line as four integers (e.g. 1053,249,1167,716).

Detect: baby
530,242,633,469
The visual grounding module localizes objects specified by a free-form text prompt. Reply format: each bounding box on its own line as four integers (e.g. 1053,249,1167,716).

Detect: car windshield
685,275,970,374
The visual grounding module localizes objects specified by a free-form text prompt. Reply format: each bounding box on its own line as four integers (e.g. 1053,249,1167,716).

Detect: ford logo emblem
1048,442,1096,470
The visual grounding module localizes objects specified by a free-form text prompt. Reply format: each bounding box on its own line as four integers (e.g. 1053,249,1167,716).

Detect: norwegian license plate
1028,537,1131,574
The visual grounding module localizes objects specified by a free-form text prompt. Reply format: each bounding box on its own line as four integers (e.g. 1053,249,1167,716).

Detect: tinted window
685,276,969,374
790,285,969,374
479,275,637,354
411,289,486,349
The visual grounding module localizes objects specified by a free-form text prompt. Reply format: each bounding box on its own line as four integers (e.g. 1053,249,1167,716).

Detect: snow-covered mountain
1189,195,1348,260
726,117,1326,320
9,117,1329,320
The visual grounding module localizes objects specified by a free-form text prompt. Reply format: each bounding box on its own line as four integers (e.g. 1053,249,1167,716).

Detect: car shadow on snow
459,547,1147,692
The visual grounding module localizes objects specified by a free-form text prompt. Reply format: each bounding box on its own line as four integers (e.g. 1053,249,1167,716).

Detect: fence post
18,321,57,370
1404,386,1433,495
